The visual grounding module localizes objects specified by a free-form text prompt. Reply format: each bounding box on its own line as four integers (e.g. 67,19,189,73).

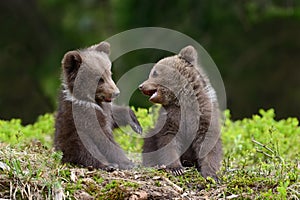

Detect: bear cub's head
139,45,198,106
62,41,120,105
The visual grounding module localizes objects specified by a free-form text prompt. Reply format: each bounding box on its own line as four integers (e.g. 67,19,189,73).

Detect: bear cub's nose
112,91,120,98
138,84,144,90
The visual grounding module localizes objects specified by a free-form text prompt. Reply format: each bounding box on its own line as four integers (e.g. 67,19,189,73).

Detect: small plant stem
162,177,183,193
256,149,273,158
251,138,275,154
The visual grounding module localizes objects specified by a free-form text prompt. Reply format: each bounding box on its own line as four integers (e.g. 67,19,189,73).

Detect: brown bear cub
55,41,142,170
139,45,222,180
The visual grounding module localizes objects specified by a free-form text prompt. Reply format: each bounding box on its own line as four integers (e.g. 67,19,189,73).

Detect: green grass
0,108,299,199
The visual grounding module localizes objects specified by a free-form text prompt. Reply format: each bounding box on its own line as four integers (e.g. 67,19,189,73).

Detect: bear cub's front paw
166,166,185,176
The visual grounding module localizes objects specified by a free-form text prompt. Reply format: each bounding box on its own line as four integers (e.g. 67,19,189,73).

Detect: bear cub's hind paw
118,161,136,170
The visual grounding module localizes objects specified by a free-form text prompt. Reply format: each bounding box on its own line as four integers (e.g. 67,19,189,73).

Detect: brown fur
140,46,222,180
54,42,141,170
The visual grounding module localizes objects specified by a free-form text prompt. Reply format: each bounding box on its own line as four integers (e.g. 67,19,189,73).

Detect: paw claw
105,165,116,172
167,167,184,176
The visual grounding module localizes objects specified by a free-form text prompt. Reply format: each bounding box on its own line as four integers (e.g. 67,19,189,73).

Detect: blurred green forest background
0,0,299,124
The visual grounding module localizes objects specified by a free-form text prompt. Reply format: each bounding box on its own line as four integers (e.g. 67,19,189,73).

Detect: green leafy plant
222,109,300,164
0,113,54,148
113,106,159,159
221,109,300,199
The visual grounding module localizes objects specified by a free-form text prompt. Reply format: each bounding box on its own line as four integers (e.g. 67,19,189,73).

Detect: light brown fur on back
140,46,222,180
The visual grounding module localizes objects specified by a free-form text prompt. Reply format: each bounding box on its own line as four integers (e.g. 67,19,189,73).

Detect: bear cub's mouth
142,89,157,100
95,95,113,104
104,97,112,102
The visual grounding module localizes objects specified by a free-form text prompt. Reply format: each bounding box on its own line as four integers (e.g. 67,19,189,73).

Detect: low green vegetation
0,108,299,199
0,114,54,148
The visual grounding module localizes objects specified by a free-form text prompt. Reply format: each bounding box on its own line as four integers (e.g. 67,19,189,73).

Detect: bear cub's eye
152,70,158,77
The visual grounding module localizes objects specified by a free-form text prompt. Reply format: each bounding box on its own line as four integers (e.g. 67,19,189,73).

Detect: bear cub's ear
62,51,82,75
179,45,198,66
95,41,110,55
